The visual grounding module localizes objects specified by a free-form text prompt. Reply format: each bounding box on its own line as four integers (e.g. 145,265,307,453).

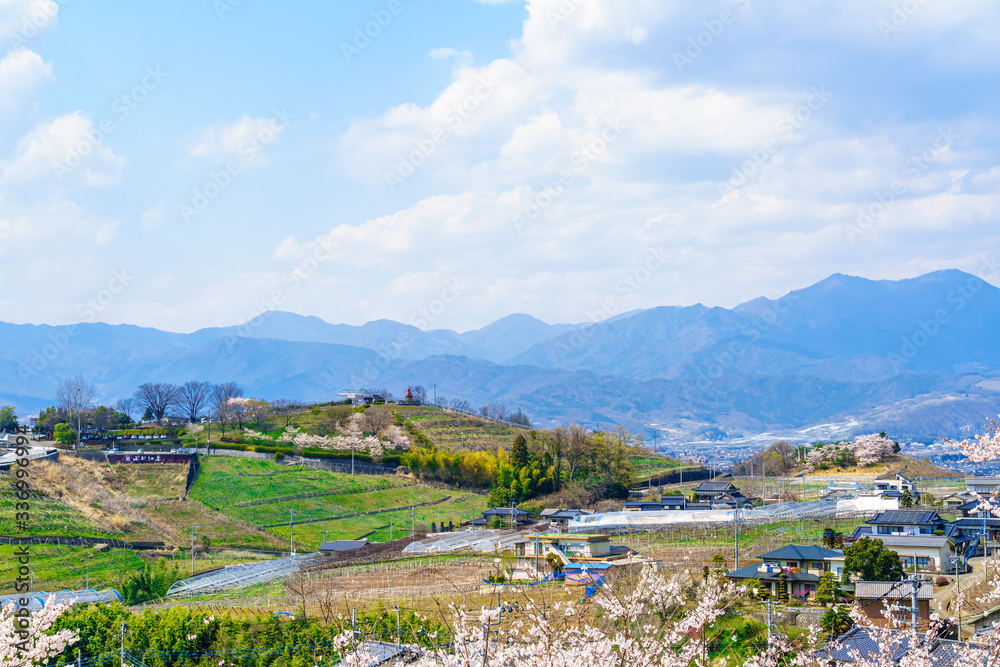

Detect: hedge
209,440,405,466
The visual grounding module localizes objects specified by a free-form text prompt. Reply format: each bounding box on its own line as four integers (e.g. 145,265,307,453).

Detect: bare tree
361,408,391,436
412,385,428,406
133,382,181,422
373,387,393,402
55,375,97,443
481,401,509,422
272,399,299,428
450,398,472,412
178,381,212,423
114,397,137,425
247,399,273,432
210,382,244,435
229,398,251,432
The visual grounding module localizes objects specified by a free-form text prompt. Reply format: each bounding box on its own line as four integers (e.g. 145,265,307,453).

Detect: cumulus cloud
2,111,125,186
0,48,52,118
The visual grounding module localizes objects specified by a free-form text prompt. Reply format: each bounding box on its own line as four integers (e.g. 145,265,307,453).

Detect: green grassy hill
187,457,486,550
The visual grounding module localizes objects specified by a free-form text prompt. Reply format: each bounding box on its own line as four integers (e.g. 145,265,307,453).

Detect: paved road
933,557,987,618
0,442,59,470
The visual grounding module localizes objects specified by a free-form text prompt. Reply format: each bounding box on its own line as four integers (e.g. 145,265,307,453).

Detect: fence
748,606,828,630
443,406,531,431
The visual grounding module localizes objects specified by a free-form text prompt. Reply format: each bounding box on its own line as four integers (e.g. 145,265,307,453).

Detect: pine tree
510,434,530,469
816,572,841,603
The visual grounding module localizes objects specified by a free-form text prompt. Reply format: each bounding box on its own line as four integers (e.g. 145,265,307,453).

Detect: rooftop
693,481,737,492
757,544,843,561
855,581,934,600
725,563,821,582
318,539,368,552
864,535,951,548
865,510,945,526
482,507,531,517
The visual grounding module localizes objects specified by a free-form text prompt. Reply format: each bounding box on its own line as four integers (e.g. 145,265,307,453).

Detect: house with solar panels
849,510,947,538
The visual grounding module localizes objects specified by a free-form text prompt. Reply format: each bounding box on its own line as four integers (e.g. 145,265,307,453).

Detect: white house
866,534,953,572
967,478,1000,496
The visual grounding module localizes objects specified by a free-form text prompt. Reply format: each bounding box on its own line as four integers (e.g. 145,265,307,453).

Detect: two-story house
966,478,1000,496
874,468,919,500
725,544,846,599
691,481,754,506
843,534,953,572
850,510,947,539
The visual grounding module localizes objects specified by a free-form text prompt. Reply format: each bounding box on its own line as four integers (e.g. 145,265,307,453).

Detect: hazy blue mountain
2,270,999,443
187,311,567,362
510,270,1000,382
460,313,573,362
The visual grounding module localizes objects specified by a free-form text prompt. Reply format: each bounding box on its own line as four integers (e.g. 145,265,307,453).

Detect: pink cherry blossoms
805,433,895,469
1,599,78,667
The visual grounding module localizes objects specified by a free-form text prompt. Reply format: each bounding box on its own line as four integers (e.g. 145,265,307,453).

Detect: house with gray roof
821,626,984,665
860,510,947,536
725,544,845,599
855,581,935,631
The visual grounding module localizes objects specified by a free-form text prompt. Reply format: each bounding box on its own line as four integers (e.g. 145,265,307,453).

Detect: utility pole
956,559,963,642
120,619,126,667
191,525,198,575
762,599,775,639
290,509,295,555
734,507,740,570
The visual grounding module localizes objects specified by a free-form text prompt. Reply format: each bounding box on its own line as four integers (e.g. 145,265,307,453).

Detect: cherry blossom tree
1,599,78,667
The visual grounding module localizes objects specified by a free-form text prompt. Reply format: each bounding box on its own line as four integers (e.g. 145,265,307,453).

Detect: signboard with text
108,453,192,464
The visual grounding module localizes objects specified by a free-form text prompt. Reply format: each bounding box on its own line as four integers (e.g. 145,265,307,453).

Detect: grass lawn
188,457,406,510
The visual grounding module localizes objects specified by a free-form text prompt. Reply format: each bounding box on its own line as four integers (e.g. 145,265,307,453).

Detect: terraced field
0,484,118,538
394,405,526,451
188,457,487,550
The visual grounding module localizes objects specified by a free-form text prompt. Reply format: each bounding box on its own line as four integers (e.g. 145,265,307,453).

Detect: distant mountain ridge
2,269,999,443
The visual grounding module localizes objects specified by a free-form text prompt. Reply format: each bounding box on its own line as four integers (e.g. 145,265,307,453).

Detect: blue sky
2,0,999,333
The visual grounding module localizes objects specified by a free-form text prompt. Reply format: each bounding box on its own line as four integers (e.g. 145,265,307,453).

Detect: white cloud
189,114,286,168
0,0,59,44
0,48,52,118
2,112,125,186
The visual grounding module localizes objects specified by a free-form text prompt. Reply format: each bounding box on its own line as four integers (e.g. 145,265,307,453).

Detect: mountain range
3,269,999,444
